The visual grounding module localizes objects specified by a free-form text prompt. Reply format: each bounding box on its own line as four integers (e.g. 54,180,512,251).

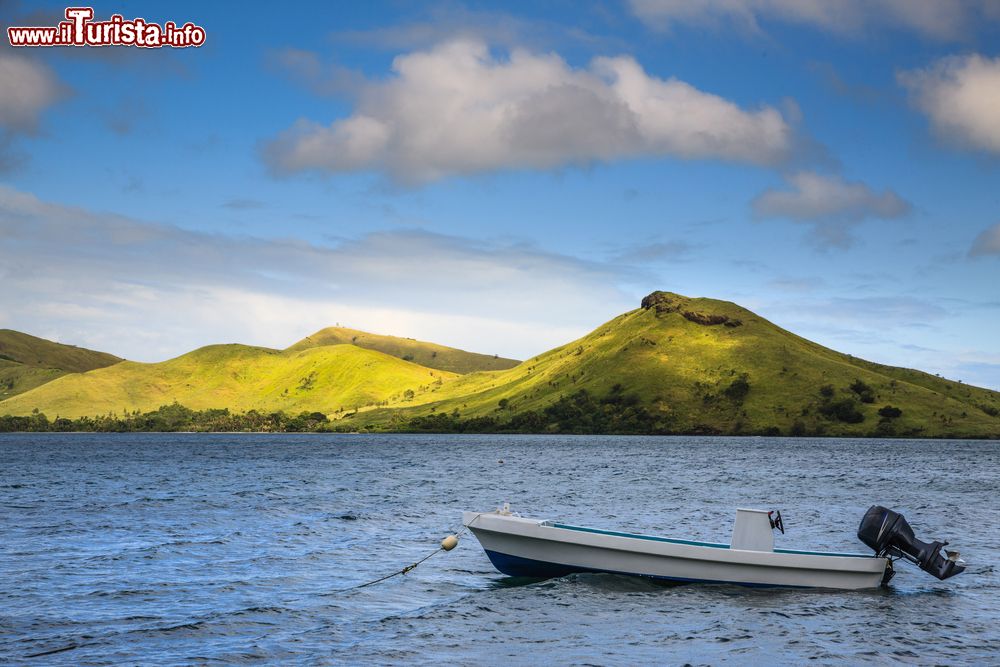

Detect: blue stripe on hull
483,549,797,588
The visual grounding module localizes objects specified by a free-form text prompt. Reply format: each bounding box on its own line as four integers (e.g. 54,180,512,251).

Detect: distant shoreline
1,428,996,440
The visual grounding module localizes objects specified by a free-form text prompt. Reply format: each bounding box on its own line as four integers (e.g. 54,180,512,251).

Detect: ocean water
1,433,998,665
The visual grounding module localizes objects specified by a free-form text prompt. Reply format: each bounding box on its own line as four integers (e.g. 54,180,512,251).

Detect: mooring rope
24,516,489,659
335,547,446,592
333,512,484,593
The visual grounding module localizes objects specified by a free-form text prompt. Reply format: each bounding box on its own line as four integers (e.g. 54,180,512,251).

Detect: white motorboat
463,505,964,590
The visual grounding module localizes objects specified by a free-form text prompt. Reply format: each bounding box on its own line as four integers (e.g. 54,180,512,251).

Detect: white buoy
441,534,459,551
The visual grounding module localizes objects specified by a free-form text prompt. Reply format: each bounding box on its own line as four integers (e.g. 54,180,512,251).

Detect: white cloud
752,171,910,248
0,54,63,133
899,54,1000,154
0,184,636,361
969,222,1000,257
0,53,66,170
262,39,795,183
628,0,1000,41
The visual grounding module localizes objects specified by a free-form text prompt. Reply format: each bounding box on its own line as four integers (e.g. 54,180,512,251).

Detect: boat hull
464,512,887,590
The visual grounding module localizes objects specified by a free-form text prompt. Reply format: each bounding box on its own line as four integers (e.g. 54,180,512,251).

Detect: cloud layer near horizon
263,39,796,183
2,182,995,388
0,184,635,362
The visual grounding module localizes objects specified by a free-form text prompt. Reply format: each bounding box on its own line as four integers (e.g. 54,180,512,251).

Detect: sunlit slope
344,292,1000,437
0,329,123,400
288,326,519,374
0,344,456,418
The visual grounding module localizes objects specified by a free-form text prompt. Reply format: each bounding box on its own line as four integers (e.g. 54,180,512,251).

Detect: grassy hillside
340,292,1000,438
288,327,519,374
0,343,457,419
0,329,123,400
4,293,998,437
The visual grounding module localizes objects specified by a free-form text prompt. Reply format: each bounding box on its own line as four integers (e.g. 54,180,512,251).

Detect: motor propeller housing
858,505,965,581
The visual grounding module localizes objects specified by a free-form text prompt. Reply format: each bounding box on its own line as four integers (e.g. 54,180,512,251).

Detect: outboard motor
858,505,965,581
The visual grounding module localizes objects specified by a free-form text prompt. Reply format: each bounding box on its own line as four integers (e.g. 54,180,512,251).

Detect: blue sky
1,1,999,389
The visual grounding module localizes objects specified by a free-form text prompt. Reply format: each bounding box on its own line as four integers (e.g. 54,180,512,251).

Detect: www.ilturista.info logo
7,7,206,48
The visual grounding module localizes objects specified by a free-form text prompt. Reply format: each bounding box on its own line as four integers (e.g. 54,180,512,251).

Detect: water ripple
1,433,997,665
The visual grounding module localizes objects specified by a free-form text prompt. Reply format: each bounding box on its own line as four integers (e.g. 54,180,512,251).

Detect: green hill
340,292,1000,438
0,329,123,400
3,294,998,437
0,343,457,419
288,326,519,373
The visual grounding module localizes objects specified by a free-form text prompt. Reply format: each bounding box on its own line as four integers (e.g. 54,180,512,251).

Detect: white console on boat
730,508,774,552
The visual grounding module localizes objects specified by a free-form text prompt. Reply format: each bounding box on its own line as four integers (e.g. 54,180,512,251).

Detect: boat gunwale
547,522,877,559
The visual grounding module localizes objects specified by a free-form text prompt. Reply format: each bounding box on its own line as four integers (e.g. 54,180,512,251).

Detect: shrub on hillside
878,405,903,420
850,379,875,403
723,375,751,402
819,398,865,423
